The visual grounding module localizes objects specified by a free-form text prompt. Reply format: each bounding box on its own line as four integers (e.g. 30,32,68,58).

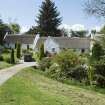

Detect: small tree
91,43,104,61
10,49,15,64
39,43,45,60
16,42,21,59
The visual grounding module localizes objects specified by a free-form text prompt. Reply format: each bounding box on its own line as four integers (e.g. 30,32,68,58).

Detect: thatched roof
36,37,91,49
4,34,35,44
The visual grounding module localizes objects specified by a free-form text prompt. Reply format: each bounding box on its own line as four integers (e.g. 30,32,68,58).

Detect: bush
0,55,4,61
53,50,81,77
91,43,104,61
92,58,105,87
45,50,87,81
93,59,105,77
45,64,63,80
39,57,52,71
95,75,105,87
2,53,10,63
2,49,10,53
68,65,87,81
33,52,39,61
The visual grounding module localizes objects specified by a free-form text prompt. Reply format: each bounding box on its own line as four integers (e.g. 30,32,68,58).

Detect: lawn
0,62,12,70
0,68,105,105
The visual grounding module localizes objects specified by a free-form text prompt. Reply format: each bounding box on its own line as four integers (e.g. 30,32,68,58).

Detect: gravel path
0,62,37,86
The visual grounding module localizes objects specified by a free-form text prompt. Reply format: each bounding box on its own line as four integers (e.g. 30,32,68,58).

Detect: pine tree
16,42,21,59
10,49,15,64
36,0,62,36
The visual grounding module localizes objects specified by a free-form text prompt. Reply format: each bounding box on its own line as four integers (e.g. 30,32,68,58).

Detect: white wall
44,37,60,54
5,43,33,50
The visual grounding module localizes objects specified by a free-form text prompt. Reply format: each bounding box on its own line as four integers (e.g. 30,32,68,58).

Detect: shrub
10,49,15,64
2,54,10,63
33,52,39,61
0,55,4,61
68,65,87,81
95,75,105,87
93,58,105,87
93,59,105,77
91,43,104,61
50,50,87,81
2,49,10,53
16,42,21,59
39,57,52,71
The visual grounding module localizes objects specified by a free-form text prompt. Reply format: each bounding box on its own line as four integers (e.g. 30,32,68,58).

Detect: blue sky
0,0,104,32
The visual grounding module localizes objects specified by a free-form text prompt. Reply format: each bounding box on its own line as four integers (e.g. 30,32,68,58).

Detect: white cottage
4,34,91,54
4,34,36,49
35,35,91,54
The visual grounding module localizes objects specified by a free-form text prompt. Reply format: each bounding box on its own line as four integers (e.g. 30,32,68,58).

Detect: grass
0,68,105,105
0,62,12,70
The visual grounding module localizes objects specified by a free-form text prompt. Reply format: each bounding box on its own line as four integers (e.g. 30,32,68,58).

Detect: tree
26,26,38,34
60,28,68,37
71,30,88,37
10,49,15,64
91,43,104,60
0,19,11,45
39,43,45,60
36,0,62,36
16,42,21,59
100,25,105,34
9,23,20,34
84,0,105,18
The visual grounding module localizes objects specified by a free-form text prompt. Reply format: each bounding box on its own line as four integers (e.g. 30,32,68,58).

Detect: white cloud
59,24,86,31
71,24,86,31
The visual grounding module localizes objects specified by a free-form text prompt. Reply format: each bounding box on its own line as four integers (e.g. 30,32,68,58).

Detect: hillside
0,67,105,105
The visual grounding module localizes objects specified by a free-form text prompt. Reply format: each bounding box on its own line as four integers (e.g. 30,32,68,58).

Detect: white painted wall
5,43,33,49
44,37,60,54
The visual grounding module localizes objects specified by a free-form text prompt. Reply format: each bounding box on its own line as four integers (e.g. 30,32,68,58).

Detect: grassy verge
0,67,105,105
0,62,13,70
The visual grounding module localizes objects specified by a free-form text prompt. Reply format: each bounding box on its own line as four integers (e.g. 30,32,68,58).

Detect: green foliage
0,55,4,61
26,26,38,34
0,19,12,45
10,49,15,64
95,75,105,87
2,53,10,63
39,57,52,71
39,43,45,60
36,0,62,36
91,43,104,61
45,50,87,82
100,25,105,34
87,66,94,85
71,30,88,37
92,58,105,87
9,23,20,34
16,43,21,59
32,52,39,62
2,49,11,53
